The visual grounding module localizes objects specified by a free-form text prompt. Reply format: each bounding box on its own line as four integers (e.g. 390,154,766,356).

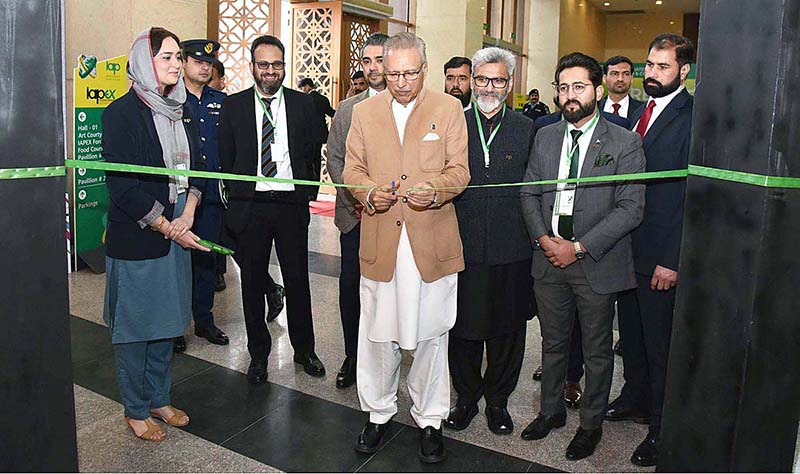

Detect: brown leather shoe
564,381,582,409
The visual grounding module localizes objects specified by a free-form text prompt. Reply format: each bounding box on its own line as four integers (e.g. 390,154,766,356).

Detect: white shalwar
356,225,458,429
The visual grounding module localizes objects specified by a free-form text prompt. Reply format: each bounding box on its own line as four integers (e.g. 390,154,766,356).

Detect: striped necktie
261,97,277,177
558,129,583,241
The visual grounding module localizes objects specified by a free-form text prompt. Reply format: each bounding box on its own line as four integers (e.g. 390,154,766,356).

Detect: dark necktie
612,103,621,116
557,129,583,241
261,97,277,177
635,100,657,138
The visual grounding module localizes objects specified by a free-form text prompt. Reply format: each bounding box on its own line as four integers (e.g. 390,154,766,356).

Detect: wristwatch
574,241,586,260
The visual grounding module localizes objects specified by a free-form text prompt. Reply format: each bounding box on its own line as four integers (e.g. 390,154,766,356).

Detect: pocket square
594,154,614,166
422,132,440,141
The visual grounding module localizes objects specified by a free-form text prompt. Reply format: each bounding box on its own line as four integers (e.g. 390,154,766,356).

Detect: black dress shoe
336,356,357,389
247,358,268,385
418,426,446,464
614,339,622,356
565,427,602,460
214,274,226,292
532,365,543,381
354,421,388,454
266,284,285,322
173,336,187,353
195,325,230,345
294,352,326,377
444,404,478,431
604,396,651,424
631,429,659,467
520,412,566,440
486,406,514,435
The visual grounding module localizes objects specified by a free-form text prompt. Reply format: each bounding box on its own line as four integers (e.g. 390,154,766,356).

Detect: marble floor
68,212,654,473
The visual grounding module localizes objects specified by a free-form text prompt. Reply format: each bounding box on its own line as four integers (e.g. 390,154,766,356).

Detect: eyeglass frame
552,81,595,95
473,75,510,88
253,60,286,71
384,63,426,82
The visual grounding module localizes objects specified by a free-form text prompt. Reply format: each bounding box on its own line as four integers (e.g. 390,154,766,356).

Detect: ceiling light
655,0,663,4
604,1,611,5
670,20,675,24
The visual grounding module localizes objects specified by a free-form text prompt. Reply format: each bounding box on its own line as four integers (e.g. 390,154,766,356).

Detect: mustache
643,78,662,87
449,87,466,95
564,99,582,108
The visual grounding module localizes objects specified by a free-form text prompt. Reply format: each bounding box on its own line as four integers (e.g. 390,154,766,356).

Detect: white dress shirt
635,85,685,136
603,94,631,119
391,98,416,145
254,86,294,192
551,113,601,238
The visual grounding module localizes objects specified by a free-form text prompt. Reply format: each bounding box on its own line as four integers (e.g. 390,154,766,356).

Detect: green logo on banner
78,55,97,79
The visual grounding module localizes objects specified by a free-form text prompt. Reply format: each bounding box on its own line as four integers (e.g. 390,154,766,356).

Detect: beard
562,97,597,124
448,87,471,107
643,73,681,98
254,69,285,95
475,89,508,114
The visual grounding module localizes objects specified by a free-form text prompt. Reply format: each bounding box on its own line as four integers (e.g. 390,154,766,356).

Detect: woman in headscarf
102,27,210,442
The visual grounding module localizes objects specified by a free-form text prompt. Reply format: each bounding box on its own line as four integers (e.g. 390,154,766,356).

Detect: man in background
444,56,472,110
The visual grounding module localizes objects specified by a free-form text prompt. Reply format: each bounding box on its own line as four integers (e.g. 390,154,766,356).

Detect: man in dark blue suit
604,34,695,468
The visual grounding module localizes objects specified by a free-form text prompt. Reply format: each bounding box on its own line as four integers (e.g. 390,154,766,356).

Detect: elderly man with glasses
444,47,535,437
343,32,470,464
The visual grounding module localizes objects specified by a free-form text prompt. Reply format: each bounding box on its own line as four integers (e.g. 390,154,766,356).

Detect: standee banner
72,54,127,272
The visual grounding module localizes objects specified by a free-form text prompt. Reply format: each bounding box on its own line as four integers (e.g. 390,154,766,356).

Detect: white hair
383,32,427,63
471,47,516,76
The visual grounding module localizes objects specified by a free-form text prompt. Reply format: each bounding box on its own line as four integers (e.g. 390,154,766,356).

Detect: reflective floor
69,212,653,473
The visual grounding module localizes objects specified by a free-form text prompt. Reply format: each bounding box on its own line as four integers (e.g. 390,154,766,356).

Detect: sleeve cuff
138,201,165,229
189,186,202,204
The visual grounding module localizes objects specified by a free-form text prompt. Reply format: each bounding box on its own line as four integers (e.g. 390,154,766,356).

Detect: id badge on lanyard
554,185,576,216
175,163,189,191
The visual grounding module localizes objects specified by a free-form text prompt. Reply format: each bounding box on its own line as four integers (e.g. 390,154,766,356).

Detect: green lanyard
256,86,284,131
473,102,506,167
563,111,600,183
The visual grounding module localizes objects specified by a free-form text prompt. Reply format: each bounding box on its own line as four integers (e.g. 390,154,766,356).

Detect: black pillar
0,0,78,471
660,0,800,471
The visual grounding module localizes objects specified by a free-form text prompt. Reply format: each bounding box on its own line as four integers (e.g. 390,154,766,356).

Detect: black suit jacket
102,90,206,260
627,88,693,275
599,95,645,121
454,107,535,266
218,86,320,233
533,110,630,137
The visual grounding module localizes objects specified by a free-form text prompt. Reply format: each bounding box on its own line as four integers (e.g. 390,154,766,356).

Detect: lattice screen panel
217,0,273,93
347,19,373,84
292,7,335,103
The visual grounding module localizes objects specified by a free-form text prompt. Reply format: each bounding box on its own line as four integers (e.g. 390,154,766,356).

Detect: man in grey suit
519,52,646,461
326,32,390,389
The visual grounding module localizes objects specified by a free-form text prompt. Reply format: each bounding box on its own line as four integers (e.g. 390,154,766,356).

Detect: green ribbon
2,160,800,190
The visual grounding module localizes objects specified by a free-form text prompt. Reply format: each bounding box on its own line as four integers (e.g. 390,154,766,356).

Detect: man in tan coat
343,32,469,464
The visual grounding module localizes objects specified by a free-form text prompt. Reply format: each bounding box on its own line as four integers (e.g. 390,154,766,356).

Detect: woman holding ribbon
102,26,209,442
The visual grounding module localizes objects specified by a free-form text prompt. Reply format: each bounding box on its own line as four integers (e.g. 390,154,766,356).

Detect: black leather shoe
444,404,478,431
631,429,659,467
214,274,226,292
266,284,285,322
336,356,357,389
486,406,513,435
532,365,543,381
354,421,388,454
294,352,326,377
173,336,187,353
566,427,602,461
195,325,230,345
521,412,567,440
247,358,268,385
418,426,446,464
614,339,622,356
604,396,651,424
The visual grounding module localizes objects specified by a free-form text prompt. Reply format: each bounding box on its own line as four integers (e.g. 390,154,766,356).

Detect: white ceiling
586,0,701,13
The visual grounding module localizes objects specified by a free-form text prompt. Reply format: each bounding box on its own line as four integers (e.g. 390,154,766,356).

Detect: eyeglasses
473,76,509,88
254,60,285,71
384,65,425,82
552,81,593,95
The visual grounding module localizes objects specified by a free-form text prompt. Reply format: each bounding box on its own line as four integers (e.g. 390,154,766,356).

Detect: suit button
402,197,408,203
396,220,401,226
201,136,206,142
200,118,205,123
401,174,407,180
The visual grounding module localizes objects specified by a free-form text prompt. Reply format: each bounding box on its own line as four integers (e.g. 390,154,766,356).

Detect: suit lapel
629,102,645,131
244,86,258,173
642,89,690,150
545,121,568,191
576,119,608,203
